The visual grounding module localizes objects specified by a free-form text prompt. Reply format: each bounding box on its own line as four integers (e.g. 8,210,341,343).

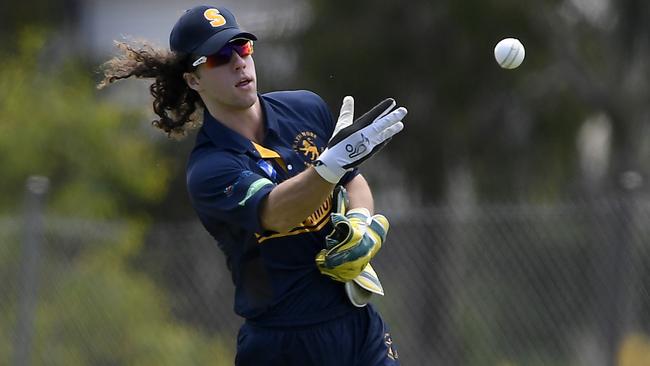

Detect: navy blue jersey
186,90,359,326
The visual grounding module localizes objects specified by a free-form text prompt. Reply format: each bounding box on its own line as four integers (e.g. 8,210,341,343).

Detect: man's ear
184,72,202,92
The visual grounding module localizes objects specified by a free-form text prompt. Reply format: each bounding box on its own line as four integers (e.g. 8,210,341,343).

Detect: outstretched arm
259,96,406,233
259,168,334,232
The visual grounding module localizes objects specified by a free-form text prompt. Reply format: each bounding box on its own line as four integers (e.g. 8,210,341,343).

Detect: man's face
192,41,258,110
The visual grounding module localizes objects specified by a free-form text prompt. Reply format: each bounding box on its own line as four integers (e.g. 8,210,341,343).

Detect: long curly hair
98,40,203,138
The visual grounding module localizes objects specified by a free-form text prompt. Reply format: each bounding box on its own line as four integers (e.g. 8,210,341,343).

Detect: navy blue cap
169,6,257,57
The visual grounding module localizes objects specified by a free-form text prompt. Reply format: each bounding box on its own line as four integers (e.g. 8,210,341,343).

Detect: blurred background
1,0,650,365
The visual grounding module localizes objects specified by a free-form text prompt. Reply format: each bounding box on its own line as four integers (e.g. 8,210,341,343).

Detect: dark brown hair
98,40,203,137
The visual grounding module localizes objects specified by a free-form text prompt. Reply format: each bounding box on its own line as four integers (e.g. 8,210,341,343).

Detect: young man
100,5,406,365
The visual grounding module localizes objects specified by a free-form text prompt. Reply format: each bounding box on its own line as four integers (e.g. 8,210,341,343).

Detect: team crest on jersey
293,131,322,164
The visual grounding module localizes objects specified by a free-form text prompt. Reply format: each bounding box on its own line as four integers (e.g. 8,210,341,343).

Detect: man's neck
205,98,265,143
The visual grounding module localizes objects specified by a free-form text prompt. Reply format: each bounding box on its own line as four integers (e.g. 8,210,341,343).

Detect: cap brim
194,28,257,57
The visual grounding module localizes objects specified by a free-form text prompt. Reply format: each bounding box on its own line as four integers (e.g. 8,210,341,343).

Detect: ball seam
502,43,520,68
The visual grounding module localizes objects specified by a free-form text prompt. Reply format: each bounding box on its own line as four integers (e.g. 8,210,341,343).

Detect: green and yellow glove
315,187,389,282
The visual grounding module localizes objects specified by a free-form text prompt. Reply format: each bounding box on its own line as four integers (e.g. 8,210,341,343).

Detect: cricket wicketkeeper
99,4,406,365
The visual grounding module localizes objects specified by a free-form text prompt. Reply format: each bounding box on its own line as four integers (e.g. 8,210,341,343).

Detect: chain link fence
2,190,650,365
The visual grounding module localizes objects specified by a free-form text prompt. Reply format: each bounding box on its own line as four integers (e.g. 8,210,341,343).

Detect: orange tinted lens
205,53,231,68
238,41,253,57
205,40,254,68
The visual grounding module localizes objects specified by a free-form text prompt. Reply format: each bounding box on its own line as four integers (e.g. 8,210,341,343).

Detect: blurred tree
0,30,235,365
0,0,80,52
297,0,649,202
1,224,234,366
0,29,169,218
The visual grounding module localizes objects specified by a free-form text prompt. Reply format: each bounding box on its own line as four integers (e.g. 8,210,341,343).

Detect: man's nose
231,52,246,69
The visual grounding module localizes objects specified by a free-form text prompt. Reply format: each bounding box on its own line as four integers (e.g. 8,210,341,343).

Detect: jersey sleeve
187,154,275,234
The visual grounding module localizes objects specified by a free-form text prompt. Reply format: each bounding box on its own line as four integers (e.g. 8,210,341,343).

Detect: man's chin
229,93,259,110
241,91,259,107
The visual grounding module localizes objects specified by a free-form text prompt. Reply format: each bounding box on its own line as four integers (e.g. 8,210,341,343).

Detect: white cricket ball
494,38,525,69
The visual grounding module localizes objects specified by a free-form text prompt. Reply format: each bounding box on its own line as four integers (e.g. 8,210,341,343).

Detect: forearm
260,167,335,232
345,174,374,214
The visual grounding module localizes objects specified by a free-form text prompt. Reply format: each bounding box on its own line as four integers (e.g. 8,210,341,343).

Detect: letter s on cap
204,9,226,27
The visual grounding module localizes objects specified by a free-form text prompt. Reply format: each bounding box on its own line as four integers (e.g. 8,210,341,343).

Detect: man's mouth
236,77,253,87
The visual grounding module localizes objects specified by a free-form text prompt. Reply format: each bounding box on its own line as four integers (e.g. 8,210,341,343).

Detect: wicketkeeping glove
345,263,384,307
314,96,407,183
315,188,390,282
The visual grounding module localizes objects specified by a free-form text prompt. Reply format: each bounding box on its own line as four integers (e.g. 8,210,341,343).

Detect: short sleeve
187,155,275,233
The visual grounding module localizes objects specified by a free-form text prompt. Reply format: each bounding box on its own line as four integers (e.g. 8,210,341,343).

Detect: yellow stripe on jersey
252,142,287,172
256,193,333,243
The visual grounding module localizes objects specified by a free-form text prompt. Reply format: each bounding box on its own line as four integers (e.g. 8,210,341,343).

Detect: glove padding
315,206,389,282
345,263,384,307
314,96,407,183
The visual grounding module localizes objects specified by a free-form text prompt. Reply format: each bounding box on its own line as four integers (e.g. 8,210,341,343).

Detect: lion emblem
299,140,320,160
293,131,321,164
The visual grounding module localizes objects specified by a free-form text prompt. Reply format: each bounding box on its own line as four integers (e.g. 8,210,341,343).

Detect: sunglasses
191,39,254,68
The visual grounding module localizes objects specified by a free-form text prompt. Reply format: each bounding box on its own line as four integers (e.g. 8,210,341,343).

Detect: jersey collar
200,95,281,153
201,109,253,154
259,95,280,137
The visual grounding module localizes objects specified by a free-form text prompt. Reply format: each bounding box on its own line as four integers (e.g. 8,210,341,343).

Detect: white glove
314,96,407,183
